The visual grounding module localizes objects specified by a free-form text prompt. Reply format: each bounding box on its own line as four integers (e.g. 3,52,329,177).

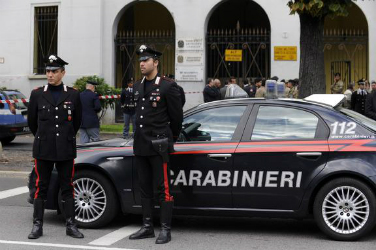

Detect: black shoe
62,198,84,239
66,218,84,238
28,199,45,239
155,228,171,244
129,225,155,240
155,201,173,244
129,199,155,240
28,219,43,239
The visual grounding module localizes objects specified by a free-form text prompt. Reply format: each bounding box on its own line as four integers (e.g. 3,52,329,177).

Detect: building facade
0,0,375,123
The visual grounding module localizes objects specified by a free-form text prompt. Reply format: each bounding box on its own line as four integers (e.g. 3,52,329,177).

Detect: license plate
23,126,30,132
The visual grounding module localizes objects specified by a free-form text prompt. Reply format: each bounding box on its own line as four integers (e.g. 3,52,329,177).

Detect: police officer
120,78,136,139
351,79,368,115
27,55,84,239
129,45,183,244
79,80,101,143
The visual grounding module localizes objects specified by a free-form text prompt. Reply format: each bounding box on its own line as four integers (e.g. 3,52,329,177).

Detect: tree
73,76,121,120
287,0,355,98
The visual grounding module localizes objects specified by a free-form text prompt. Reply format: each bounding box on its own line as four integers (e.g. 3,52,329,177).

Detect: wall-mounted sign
176,53,203,65
177,38,203,51
225,49,242,62
274,46,297,61
175,66,203,82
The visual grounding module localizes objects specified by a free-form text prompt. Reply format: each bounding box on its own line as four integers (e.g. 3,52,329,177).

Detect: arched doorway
114,1,175,121
324,4,368,92
206,0,271,86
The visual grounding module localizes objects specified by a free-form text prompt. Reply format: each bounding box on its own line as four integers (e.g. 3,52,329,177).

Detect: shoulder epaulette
162,76,174,82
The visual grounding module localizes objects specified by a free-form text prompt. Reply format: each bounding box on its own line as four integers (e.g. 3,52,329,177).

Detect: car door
232,104,330,210
170,105,250,208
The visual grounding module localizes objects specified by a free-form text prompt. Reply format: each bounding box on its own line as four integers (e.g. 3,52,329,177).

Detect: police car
0,89,30,144
29,91,376,241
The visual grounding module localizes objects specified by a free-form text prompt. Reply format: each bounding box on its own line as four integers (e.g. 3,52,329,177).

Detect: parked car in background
0,89,30,144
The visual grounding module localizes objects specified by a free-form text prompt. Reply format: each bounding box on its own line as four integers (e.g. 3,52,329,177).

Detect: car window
251,106,319,140
178,106,246,142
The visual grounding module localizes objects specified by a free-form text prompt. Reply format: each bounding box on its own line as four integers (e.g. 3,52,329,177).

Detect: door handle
106,157,124,161
296,152,322,160
207,154,232,160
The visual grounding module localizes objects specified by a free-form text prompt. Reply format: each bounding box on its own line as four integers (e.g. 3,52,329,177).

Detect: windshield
6,93,28,109
337,107,376,132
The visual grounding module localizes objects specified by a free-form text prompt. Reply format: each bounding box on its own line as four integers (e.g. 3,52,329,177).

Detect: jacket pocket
38,105,50,121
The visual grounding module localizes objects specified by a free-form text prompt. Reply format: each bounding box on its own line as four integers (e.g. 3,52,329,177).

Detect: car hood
77,138,134,149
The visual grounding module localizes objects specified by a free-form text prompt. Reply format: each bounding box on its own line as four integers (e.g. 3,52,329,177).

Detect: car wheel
313,178,376,241
1,135,16,144
59,170,119,228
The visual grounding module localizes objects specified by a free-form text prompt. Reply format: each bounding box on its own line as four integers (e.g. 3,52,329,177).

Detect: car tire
58,170,119,228
313,177,376,241
1,135,16,144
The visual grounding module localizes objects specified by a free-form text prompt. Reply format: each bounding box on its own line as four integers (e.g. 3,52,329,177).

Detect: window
178,106,246,142
34,6,58,74
251,106,319,140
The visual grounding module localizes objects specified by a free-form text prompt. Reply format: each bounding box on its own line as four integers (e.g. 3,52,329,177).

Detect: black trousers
135,155,173,203
34,159,75,201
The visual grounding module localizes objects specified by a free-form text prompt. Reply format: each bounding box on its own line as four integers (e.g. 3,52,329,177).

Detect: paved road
1,172,376,250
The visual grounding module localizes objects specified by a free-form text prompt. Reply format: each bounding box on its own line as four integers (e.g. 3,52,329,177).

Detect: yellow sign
225,49,242,62
274,46,297,61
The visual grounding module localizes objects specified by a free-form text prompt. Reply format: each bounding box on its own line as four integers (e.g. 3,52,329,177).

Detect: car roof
196,96,341,111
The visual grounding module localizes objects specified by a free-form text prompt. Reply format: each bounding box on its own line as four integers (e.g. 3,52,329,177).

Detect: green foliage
73,76,121,120
287,0,355,18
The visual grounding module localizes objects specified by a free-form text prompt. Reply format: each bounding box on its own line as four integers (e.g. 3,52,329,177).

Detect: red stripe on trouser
163,162,173,201
34,159,40,199
71,161,75,198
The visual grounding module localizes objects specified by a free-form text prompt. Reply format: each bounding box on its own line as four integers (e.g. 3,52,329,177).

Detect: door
170,105,249,208
233,105,330,210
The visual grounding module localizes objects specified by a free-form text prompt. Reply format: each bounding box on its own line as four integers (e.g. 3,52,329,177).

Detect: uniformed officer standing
129,45,183,244
120,78,136,139
27,55,84,239
79,80,101,143
351,80,368,115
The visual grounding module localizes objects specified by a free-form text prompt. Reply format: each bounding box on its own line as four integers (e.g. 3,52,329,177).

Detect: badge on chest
150,89,161,108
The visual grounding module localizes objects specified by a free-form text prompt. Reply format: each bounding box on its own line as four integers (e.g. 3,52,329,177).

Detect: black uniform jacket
120,88,136,115
133,75,183,156
365,91,376,120
351,90,367,115
80,89,101,128
28,84,82,161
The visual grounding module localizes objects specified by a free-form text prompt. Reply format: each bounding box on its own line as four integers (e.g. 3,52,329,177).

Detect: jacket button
141,107,144,110
56,125,59,128
55,107,58,110
55,116,58,119
56,133,60,136
140,116,143,119
140,125,143,128
142,98,145,101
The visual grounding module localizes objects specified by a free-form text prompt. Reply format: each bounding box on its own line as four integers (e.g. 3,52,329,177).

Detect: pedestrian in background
27,55,84,239
351,79,368,115
331,72,344,94
120,78,136,139
255,78,266,98
343,83,354,109
203,79,220,102
365,82,376,120
79,80,101,143
244,79,256,98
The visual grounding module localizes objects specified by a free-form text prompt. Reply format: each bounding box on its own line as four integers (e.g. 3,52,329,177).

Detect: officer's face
140,58,158,76
46,68,65,86
372,83,376,90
